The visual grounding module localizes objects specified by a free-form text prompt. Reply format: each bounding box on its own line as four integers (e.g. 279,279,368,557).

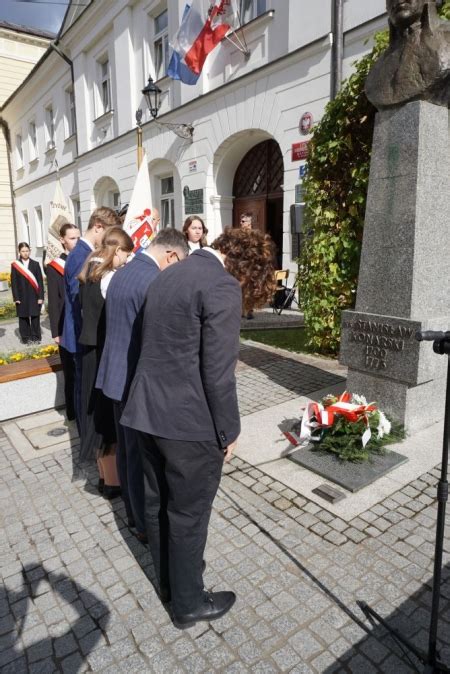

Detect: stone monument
339,0,450,433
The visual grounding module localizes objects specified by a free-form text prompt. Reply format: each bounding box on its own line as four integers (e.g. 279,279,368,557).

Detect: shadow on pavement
238,343,344,397
323,563,450,673
0,564,110,673
220,487,450,673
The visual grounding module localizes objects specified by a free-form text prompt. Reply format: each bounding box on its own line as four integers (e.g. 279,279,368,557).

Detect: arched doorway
93,176,121,210
233,139,283,267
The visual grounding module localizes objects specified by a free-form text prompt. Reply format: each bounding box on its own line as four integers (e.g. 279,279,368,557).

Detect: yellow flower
10,353,25,362
0,358,6,366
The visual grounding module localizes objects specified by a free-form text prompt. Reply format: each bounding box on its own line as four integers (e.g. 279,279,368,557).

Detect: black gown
78,269,116,461
11,258,44,343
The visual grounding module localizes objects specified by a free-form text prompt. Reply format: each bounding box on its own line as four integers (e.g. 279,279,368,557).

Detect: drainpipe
331,0,344,100
49,42,79,156
0,117,19,252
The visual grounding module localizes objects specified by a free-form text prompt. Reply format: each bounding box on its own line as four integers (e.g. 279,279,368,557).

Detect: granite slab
288,444,408,493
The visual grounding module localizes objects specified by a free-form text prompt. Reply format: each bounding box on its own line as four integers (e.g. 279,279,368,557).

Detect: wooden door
233,196,267,233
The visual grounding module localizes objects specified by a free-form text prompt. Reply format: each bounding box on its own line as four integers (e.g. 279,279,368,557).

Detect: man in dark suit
46,223,80,420
61,207,120,430
96,228,189,541
121,228,276,627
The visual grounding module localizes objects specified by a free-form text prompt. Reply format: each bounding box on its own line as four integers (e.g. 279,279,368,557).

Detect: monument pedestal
340,101,450,433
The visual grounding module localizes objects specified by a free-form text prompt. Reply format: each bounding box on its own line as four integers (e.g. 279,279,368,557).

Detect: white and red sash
11,260,40,295
47,257,66,276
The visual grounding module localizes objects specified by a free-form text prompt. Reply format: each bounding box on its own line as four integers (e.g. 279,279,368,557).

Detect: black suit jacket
46,253,67,338
121,249,242,448
11,258,44,318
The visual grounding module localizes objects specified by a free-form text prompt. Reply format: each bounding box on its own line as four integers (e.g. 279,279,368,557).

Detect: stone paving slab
1,343,449,673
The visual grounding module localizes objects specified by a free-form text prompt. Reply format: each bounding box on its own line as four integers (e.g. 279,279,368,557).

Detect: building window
22,210,30,243
239,0,266,23
98,58,111,115
45,105,55,150
160,176,175,228
72,197,82,231
28,121,37,161
34,206,44,247
16,134,23,168
154,9,169,80
66,87,77,137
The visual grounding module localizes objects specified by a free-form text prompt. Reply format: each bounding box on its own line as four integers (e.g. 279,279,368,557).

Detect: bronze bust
365,0,450,109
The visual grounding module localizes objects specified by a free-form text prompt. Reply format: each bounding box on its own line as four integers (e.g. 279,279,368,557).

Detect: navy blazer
121,249,242,448
96,252,160,402
61,239,92,354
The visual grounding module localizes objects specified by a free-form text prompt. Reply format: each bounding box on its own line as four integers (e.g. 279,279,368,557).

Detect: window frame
97,56,112,116
34,206,44,247
66,86,77,138
45,105,56,150
160,174,175,228
16,133,23,169
239,0,267,24
22,210,30,243
153,8,169,81
28,120,38,161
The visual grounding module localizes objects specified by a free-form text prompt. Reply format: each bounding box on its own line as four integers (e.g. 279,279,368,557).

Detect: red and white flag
171,0,239,76
123,155,156,254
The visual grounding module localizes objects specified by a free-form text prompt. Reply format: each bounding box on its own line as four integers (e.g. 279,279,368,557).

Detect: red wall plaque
291,141,309,162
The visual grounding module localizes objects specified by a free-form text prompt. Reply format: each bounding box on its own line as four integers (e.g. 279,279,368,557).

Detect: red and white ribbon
47,257,66,276
12,260,40,295
286,392,377,448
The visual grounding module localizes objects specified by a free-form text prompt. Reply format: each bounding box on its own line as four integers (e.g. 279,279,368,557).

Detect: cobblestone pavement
1,346,449,673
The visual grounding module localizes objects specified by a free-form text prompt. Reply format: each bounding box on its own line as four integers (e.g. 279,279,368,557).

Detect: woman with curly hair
78,227,133,498
182,215,208,253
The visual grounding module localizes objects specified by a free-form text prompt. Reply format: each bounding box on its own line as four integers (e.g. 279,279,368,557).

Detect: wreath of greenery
298,2,450,355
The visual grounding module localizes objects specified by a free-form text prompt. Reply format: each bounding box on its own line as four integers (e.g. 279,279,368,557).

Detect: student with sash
46,223,80,421
78,227,133,498
61,207,121,431
11,242,45,344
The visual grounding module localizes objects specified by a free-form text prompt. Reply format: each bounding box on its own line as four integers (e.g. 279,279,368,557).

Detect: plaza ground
0,341,449,673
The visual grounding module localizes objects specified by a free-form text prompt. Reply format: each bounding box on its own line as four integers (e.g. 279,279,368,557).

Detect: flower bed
0,350,64,422
0,344,58,365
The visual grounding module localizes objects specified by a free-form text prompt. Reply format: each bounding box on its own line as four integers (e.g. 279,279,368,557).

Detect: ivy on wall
298,1,450,355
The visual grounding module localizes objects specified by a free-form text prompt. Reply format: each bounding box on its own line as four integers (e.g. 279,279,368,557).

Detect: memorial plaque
340,310,422,385
183,186,204,214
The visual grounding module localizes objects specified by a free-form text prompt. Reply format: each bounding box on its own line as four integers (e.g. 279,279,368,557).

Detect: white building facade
1,0,387,270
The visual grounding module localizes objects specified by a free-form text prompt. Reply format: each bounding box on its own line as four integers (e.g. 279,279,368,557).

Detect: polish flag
170,0,239,78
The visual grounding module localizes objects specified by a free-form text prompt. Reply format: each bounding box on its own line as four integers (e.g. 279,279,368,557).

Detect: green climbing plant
298,1,450,355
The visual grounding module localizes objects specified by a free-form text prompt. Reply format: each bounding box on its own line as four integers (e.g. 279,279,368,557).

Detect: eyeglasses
166,250,180,261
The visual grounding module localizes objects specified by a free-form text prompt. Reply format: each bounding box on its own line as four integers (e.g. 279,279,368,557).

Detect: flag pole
136,109,143,168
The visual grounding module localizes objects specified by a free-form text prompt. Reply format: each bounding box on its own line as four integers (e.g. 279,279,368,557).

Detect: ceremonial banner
123,155,156,253
168,0,239,83
46,180,73,264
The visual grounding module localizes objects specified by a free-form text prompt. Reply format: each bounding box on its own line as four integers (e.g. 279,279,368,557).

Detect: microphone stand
359,331,450,673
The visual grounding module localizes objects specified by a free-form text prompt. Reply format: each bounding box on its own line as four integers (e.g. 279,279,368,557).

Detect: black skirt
79,345,116,461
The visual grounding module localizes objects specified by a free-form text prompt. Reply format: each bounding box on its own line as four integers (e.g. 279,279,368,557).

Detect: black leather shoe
173,591,236,627
103,485,121,500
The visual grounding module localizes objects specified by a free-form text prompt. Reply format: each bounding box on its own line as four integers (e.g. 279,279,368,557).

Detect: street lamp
135,77,161,168
142,76,162,120
135,75,194,168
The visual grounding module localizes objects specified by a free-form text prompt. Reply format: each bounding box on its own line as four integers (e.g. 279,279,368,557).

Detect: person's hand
15,300,20,304
224,438,238,463
37,299,43,305
54,336,60,345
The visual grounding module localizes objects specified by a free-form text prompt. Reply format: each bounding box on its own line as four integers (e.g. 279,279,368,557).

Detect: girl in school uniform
182,215,208,254
77,227,133,498
11,242,45,344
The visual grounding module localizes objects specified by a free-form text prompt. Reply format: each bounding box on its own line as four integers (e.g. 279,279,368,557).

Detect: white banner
123,155,156,253
46,180,74,264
